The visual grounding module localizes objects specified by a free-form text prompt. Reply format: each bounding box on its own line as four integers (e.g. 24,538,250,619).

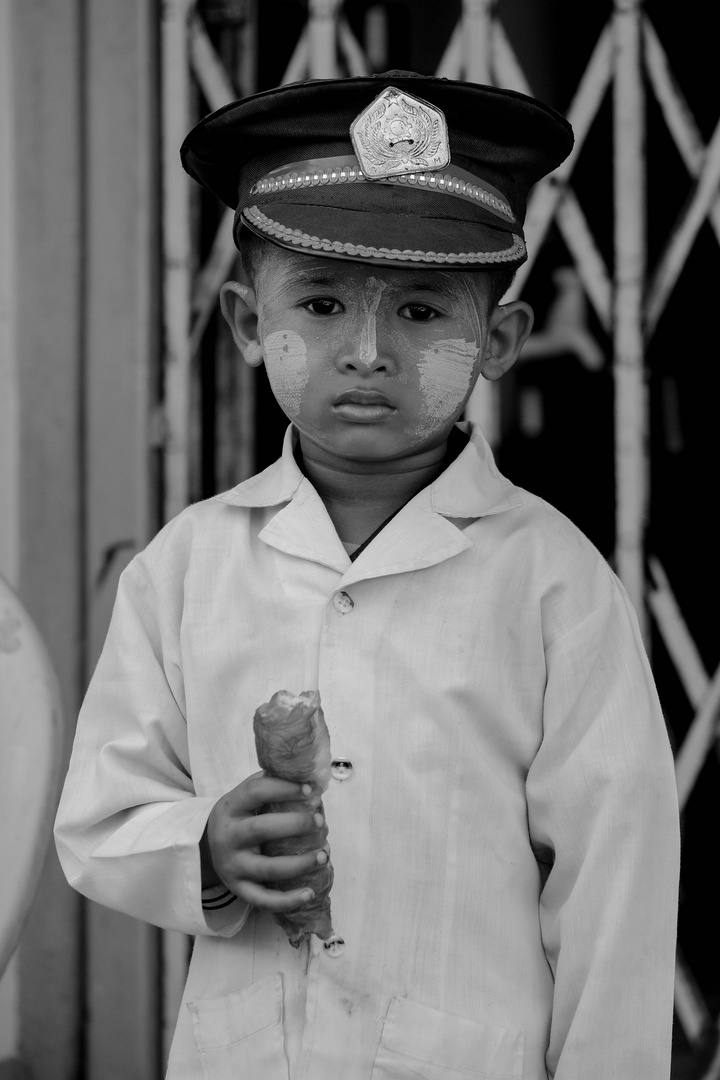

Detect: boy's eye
303,298,343,316
399,303,440,322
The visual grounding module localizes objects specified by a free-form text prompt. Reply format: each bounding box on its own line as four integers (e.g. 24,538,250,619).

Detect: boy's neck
296,435,452,545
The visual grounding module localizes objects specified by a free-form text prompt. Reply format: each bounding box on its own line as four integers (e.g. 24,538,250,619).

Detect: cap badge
350,87,450,180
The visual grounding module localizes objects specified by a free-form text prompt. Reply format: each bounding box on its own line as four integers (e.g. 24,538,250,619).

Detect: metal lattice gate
158,2,720,1075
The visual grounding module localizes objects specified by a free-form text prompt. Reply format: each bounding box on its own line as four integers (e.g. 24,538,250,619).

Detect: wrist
199,823,221,890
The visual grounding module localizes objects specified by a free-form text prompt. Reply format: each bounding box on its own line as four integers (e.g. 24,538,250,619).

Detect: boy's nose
336,314,396,374
335,338,395,374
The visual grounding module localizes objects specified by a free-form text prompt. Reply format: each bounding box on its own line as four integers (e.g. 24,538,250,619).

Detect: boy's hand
201,774,327,912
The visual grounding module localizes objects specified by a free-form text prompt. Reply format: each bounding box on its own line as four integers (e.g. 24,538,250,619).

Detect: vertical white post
0,957,20,1067
463,0,493,84
364,4,388,71
5,1,85,1072
237,6,259,481
461,0,500,443
0,0,19,587
161,931,190,1068
82,0,161,1074
613,0,647,635
308,0,341,79
162,0,194,522
0,5,21,1060
238,0,258,98
160,0,194,1061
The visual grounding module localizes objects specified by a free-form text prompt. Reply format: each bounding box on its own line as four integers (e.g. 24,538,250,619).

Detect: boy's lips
334,388,392,406
332,388,396,422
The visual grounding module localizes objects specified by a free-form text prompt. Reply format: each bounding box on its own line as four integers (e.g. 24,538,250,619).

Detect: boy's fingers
241,809,324,846
232,775,311,812
239,849,328,884
235,880,317,913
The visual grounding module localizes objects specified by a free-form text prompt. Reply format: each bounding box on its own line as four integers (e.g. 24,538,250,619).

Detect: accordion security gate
159,1,720,1075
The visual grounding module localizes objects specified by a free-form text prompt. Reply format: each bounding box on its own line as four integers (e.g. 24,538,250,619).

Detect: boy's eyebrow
273,264,345,291
403,277,451,293
402,275,472,299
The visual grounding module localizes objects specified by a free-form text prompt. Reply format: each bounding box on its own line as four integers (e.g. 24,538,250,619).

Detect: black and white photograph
0,2,716,1077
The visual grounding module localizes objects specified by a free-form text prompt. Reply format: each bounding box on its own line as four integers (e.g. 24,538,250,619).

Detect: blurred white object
0,573,63,978
520,266,605,370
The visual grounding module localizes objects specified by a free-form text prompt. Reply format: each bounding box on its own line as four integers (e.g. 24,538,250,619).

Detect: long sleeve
54,556,248,938
526,564,680,1079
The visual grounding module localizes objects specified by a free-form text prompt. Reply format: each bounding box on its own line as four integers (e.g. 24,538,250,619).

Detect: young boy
55,73,680,1079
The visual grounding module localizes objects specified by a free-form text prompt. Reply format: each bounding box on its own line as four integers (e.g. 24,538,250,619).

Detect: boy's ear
480,301,534,381
219,281,264,367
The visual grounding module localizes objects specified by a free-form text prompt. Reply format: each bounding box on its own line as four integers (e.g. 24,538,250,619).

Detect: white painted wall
1,0,157,1074
0,0,21,1061
0,0,19,586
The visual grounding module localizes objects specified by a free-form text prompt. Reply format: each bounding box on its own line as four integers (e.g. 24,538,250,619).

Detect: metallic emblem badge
350,86,450,180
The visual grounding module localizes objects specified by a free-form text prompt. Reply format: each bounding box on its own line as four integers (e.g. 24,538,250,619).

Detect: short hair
238,227,516,311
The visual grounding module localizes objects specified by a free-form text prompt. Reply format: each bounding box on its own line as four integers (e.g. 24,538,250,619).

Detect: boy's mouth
333,388,396,422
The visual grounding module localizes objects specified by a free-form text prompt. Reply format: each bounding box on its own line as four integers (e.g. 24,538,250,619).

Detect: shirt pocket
187,973,289,1080
371,997,524,1080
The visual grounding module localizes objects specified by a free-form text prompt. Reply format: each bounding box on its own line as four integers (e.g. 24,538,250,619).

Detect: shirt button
332,590,354,614
323,934,345,958
331,759,353,782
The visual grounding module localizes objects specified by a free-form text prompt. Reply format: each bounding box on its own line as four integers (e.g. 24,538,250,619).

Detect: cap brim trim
252,155,515,223
242,205,526,267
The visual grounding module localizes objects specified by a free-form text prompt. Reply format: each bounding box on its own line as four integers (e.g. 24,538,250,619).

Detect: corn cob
253,690,335,947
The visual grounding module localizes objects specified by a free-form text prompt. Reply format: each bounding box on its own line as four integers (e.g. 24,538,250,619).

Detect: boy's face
224,245,529,466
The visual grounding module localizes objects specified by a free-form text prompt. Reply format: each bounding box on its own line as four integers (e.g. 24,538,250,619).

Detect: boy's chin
300,423,453,465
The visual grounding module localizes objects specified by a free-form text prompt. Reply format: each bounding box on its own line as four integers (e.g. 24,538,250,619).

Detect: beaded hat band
242,205,526,267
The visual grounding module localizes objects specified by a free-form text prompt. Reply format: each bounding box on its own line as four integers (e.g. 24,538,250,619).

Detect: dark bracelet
202,889,236,911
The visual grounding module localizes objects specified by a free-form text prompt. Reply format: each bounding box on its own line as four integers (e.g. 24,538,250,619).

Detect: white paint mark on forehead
417,338,479,424
263,330,309,414
358,277,387,367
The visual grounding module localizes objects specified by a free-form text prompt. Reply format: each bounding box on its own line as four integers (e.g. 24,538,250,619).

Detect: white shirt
55,423,679,1080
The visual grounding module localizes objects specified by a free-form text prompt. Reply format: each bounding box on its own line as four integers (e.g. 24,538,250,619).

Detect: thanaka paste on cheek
416,339,479,428
262,330,309,414
358,278,387,366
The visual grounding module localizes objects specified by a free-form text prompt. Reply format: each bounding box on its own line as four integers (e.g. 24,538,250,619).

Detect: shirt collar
215,425,305,508
429,420,523,518
215,422,523,519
